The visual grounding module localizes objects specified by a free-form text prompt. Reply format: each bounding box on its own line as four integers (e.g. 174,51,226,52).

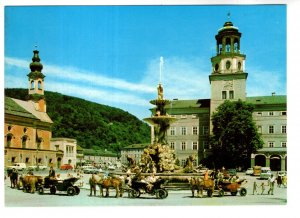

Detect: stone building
150,20,287,171
50,138,77,169
4,49,58,168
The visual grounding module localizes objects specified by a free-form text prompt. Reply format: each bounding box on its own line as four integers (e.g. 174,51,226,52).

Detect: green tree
210,100,263,169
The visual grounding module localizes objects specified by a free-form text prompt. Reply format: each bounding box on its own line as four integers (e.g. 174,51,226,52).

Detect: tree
210,100,263,169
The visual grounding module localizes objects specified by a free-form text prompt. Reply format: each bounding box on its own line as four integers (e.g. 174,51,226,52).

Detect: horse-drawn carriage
128,178,168,199
216,179,247,197
38,176,80,196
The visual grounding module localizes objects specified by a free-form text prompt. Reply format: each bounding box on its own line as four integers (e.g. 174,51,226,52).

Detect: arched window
234,38,239,52
225,38,231,52
22,135,28,148
38,81,42,90
6,134,13,147
30,80,34,89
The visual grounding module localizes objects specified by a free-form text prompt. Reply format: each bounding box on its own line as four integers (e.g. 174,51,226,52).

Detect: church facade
4,50,60,168
162,20,287,171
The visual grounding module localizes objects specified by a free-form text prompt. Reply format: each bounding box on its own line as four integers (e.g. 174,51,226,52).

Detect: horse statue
89,174,124,198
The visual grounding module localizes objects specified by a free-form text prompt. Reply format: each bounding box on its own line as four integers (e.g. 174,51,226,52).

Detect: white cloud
247,67,286,96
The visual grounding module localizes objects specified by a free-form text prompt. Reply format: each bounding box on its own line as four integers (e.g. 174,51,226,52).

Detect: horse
89,174,124,198
189,177,215,198
7,169,18,188
19,175,43,193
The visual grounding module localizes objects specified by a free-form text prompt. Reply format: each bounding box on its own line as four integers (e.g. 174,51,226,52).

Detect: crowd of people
252,173,287,195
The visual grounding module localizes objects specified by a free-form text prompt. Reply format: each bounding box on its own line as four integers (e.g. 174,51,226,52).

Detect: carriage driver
49,166,56,179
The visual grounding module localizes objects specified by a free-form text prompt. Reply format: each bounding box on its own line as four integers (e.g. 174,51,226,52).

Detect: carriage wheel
207,189,213,197
129,189,140,198
74,186,80,195
38,187,44,195
231,191,237,196
218,189,224,197
156,189,168,199
50,186,56,195
67,187,76,196
240,188,247,196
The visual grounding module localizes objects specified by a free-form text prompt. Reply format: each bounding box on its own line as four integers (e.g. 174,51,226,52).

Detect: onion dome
28,49,45,79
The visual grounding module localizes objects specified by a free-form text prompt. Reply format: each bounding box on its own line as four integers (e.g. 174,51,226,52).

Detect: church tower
209,18,248,123
27,49,47,112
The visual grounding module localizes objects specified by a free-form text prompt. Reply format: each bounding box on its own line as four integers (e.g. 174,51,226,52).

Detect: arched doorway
270,155,281,171
255,155,266,167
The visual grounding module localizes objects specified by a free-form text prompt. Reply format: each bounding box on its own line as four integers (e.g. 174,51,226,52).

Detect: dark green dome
29,50,43,72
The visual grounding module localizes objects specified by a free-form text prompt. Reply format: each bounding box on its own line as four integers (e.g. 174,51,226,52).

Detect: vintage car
60,164,73,170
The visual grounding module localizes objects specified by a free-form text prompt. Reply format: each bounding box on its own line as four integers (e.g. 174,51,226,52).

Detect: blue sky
4,5,287,119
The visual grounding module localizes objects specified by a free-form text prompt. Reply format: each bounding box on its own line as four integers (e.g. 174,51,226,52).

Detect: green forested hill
5,88,150,153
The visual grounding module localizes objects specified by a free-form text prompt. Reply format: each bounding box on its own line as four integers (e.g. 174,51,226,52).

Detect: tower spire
227,11,231,21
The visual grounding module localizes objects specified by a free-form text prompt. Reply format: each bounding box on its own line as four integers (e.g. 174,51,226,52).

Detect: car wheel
38,187,44,195
156,189,168,199
50,186,56,195
240,188,247,196
219,189,224,197
67,187,76,196
129,189,140,198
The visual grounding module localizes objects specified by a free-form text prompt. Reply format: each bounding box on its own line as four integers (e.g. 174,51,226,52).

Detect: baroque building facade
4,50,58,168
153,20,287,171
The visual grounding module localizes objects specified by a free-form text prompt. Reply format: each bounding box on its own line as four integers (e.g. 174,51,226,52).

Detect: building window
193,142,198,150
281,142,287,148
6,134,12,147
281,111,287,116
203,141,210,149
170,142,175,150
257,125,262,134
191,114,197,119
281,125,287,134
192,127,198,135
181,127,187,135
170,127,176,136
257,112,262,116
181,159,186,167
30,80,34,89
22,136,28,148
268,142,274,148
269,125,274,134
229,90,234,99
222,91,227,99
25,157,29,163
55,145,59,151
38,81,42,90
203,126,209,135
181,142,186,150
269,112,274,116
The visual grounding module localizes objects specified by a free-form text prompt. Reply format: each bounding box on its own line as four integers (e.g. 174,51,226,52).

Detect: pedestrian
49,166,56,178
253,181,258,195
260,182,265,195
277,175,282,188
268,174,275,195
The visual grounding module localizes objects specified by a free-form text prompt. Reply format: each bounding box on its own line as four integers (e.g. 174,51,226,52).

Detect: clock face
214,63,219,71
226,61,231,70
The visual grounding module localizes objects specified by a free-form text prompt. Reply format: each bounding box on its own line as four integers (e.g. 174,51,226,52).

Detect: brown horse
89,174,124,198
189,177,215,198
19,175,43,193
7,169,18,188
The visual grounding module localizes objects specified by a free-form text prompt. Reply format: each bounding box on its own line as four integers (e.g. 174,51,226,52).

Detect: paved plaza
4,171,287,207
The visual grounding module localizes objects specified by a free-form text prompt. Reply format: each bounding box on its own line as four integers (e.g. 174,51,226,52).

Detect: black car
38,177,80,196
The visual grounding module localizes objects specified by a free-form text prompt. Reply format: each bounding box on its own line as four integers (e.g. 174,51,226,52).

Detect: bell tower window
38,81,42,90
30,81,34,89
225,38,231,52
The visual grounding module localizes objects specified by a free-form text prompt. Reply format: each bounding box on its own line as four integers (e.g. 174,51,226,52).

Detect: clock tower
209,19,248,122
